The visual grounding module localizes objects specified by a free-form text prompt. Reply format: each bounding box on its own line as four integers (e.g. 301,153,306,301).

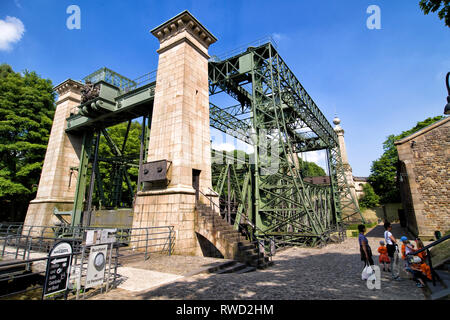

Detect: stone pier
132,11,218,255
333,117,360,220
24,80,84,232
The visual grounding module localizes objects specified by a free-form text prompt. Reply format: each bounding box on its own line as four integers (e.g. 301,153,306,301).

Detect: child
415,238,427,261
377,240,391,272
407,256,429,288
400,236,415,260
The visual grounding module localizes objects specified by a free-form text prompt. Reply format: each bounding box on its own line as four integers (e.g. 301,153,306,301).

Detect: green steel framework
65,42,363,247
208,42,363,247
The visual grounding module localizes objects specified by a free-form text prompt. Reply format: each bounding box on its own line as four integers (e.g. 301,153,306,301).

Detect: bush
359,184,380,209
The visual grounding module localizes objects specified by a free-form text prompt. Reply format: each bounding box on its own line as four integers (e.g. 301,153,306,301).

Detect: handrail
406,234,450,287
408,234,450,256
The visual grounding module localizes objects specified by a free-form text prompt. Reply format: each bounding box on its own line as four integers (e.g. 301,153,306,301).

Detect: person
377,240,391,272
384,222,400,279
358,224,374,270
415,238,427,261
401,237,415,258
405,255,429,288
419,261,432,281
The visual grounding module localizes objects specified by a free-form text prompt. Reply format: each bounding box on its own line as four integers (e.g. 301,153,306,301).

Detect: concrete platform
116,267,183,292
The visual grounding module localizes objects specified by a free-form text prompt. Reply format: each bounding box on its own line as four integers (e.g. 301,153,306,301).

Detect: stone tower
24,80,84,232
333,116,359,214
132,11,218,255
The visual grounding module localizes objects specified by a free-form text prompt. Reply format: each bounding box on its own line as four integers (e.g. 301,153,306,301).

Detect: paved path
90,224,424,300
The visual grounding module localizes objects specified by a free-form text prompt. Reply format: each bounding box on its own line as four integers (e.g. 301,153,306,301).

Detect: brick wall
396,119,450,240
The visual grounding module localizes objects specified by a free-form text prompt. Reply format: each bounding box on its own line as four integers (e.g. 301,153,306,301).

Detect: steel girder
209,42,361,247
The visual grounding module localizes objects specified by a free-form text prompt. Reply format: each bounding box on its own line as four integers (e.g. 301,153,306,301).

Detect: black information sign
42,241,73,298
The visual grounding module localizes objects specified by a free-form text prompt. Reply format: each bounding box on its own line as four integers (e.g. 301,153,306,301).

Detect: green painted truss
66,41,363,248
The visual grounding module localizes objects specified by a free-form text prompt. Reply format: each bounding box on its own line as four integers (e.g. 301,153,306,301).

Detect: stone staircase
425,260,450,300
195,203,273,271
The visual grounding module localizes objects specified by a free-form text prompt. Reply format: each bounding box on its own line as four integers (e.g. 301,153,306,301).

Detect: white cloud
14,0,22,9
0,16,25,51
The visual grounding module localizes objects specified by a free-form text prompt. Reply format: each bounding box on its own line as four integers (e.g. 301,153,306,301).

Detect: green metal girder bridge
66,41,363,247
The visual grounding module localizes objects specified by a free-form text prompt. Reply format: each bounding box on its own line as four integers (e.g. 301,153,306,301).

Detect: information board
43,241,73,297
85,244,108,289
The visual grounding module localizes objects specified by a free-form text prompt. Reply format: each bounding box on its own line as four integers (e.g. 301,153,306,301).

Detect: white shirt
405,244,414,255
384,231,393,245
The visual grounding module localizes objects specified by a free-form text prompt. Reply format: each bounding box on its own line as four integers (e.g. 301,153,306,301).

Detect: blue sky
1,0,449,176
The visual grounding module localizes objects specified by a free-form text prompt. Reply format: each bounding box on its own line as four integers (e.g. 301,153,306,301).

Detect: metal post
14,234,19,259
86,131,101,226
168,227,172,256
106,242,113,293
427,248,436,286
72,132,93,228
113,245,119,289
136,115,146,194
76,245,85,300
145,228,149,260
227,166,231,224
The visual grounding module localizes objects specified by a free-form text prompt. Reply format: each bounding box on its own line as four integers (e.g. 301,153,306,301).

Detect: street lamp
445,72,450,115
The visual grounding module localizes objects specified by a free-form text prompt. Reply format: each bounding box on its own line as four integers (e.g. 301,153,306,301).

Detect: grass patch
346,222,378,231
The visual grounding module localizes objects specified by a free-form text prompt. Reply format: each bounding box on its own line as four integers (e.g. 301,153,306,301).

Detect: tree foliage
0,64,55,221
358,183,380,209
419,0,450,27
93,121,142,208
368,115,445,204
298,158,326,177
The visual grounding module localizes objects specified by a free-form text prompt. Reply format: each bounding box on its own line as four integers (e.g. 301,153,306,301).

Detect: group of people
358,222,432,288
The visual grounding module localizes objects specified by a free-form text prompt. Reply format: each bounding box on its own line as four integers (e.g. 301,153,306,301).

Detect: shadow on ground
130,248,423,300
366,223,411,240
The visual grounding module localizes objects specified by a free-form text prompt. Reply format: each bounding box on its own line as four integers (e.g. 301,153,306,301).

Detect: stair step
423,270,450,300
216,262,247,274
205,260,236,274
235,266,257,274
435,270,450,284
428,284,450,300
238,244,255,251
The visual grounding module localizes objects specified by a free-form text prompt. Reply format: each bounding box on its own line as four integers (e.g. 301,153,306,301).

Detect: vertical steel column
326,148,340,224
136,115,146,193
85,131,101,226
227,166,231,224
72,131,93,228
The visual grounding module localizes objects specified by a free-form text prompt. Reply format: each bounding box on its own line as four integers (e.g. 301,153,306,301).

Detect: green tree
419,0,450,27
93,121,142,208
358,183,380,209
0,64,55,222
368,115,444,204
298,158,326,177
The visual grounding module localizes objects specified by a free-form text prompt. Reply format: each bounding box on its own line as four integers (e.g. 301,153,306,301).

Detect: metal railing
0,224,175,300
121,70,157,93
209,35,278,62
407,234,450,287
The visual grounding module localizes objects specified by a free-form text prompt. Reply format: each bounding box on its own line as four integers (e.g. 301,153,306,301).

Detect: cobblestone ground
90,224,425,300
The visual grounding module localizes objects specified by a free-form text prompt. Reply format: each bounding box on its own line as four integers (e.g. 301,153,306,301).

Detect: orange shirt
420,263,432,280
417,250,427,261
401,244,406,260
378,246,388,255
